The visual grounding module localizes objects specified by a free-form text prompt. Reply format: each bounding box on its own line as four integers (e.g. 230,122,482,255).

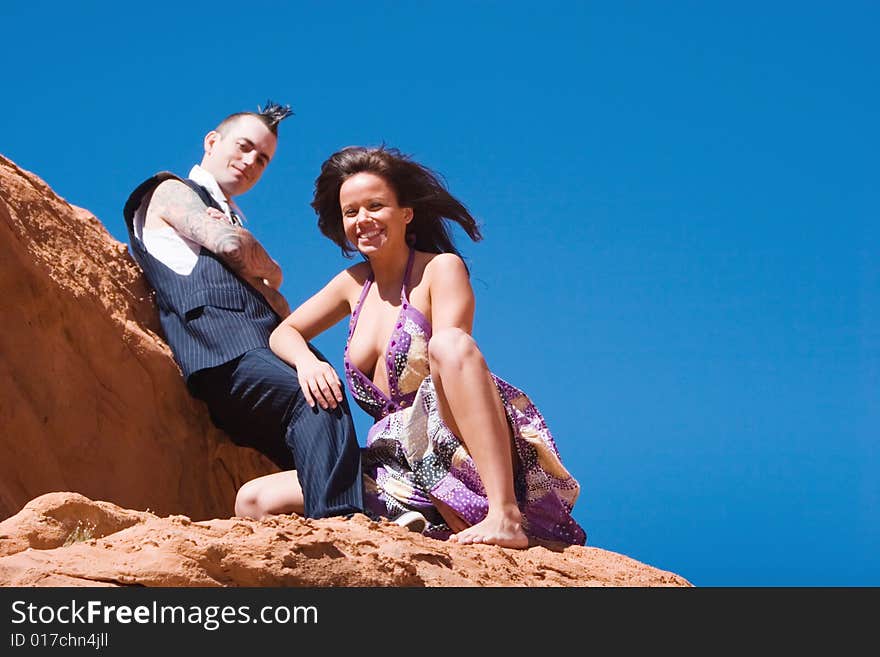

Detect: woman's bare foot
449,505,529,549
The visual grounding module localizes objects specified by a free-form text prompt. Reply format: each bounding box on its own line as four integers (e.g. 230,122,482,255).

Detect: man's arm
248,277,291,319
145,178,283,290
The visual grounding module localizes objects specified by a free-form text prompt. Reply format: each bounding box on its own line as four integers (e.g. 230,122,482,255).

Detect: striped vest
123,172,279,380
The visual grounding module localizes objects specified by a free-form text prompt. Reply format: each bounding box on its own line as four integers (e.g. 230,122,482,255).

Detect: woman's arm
269,269,356,409
428,253,476,334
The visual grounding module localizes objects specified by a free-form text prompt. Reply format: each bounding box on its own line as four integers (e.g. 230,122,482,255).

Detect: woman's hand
296,357,344,410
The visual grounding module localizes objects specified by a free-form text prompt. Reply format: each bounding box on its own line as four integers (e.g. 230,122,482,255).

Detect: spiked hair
216,100,294,136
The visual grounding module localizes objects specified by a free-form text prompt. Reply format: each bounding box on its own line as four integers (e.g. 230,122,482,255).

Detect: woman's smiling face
339,172,413,254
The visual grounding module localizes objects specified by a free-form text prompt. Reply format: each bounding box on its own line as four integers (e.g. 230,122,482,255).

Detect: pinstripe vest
123,172,279,380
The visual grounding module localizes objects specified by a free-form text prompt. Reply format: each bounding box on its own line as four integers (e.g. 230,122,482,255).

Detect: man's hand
204,207,232,224
203,205,284,291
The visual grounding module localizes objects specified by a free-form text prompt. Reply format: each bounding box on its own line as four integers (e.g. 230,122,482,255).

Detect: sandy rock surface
0,493,692,587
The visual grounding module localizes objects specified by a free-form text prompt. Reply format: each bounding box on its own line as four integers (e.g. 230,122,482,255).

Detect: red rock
0,154,274,522
0,493,691,586
0,154,692,586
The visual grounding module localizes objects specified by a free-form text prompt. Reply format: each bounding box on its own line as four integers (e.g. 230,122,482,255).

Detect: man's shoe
392,510,427,533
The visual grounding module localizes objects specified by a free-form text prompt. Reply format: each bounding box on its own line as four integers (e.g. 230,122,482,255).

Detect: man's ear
203,130,221,155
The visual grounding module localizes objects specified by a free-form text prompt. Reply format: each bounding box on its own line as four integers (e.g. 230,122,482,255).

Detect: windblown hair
216,100,294,136
312,146,483,259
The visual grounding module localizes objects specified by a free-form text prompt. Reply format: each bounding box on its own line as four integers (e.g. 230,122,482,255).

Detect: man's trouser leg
189,348,364,519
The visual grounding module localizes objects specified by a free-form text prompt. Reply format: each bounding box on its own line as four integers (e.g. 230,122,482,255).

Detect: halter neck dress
343,249,586,546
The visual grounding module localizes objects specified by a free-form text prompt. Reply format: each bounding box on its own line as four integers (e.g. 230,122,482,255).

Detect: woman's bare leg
428,327,528,548
234,470,305,520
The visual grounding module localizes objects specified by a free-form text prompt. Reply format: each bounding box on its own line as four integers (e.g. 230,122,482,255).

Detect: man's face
201,115,277,198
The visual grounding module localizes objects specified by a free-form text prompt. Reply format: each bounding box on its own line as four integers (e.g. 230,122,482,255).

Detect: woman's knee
428,327,480,368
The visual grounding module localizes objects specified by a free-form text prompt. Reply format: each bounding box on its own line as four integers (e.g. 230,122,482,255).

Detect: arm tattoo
151,180,282,285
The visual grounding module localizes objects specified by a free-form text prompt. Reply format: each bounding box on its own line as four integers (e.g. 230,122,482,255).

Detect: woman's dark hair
311,146,483,259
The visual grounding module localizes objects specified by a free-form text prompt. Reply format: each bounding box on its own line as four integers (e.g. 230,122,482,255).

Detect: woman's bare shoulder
335,260,372,290
422,252,468,280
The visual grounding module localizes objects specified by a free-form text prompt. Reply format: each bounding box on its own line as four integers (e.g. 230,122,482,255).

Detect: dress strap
401,248,416,302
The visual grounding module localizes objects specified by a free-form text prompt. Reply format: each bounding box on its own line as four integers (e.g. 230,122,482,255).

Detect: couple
123,102,586,549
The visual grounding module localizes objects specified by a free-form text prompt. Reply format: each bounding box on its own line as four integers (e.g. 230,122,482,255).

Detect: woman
236,146,585,548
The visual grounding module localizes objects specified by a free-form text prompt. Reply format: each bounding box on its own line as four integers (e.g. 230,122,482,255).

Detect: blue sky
1,1,876,586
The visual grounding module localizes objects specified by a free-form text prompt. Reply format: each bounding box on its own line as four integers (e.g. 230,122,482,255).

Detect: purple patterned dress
344,249,586,546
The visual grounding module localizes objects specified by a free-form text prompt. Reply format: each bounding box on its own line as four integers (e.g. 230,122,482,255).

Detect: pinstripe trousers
188,347,364,519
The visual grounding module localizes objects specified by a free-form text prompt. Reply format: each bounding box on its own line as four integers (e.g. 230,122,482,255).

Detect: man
122,102,364,520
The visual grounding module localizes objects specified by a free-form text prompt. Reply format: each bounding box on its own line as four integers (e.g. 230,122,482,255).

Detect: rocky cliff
0,154,274,521
0,154,692,586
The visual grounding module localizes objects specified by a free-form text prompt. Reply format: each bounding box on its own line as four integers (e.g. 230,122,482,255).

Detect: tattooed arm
144,178,289,316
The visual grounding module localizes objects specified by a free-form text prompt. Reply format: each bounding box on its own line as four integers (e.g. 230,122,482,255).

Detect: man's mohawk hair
258,100,295,128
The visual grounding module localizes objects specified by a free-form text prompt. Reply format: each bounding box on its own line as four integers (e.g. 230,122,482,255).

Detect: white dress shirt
135,165,247,275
